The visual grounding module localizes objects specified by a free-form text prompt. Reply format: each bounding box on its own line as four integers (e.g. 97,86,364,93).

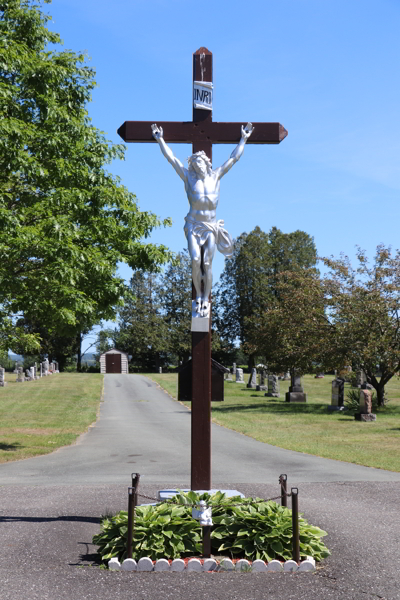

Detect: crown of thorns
187,151,212,169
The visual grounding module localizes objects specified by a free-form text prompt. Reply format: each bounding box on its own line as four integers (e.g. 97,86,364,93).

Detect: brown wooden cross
118,47,287,491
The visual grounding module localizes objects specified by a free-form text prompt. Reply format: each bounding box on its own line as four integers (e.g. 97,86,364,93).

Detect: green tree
214,226,318,368
159,250,192,364
324,246,400,406
245,269,332,375
116,271,168,371
0,0,172,354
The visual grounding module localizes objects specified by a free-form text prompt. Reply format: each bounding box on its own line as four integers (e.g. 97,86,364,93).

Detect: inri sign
193,80,213,111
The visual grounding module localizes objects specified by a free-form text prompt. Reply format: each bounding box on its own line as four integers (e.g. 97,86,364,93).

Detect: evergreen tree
214,226,318,368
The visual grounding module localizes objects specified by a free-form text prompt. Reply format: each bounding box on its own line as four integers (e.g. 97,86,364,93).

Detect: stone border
108,556,316,573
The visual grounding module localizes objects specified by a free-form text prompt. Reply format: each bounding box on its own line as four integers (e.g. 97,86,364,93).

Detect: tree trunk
76,331,82,372
376,385,386,407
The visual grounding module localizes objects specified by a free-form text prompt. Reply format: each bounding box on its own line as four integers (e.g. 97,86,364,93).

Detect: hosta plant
93,490,330,564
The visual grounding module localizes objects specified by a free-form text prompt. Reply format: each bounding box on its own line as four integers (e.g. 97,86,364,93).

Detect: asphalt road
1,374,399,486
1,374,399,600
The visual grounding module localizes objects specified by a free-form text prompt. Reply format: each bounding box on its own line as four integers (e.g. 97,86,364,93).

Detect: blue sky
43,0,400,350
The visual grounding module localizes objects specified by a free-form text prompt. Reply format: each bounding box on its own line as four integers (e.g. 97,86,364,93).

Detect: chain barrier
136,491,292,508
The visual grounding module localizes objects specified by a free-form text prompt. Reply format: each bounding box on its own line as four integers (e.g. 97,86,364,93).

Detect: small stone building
100,349,129,374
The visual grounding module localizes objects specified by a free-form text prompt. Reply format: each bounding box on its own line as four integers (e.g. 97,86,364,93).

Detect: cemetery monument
118,47,287,489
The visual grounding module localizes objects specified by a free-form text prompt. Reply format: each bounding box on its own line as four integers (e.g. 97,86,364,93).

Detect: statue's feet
195,298,202,314
201,300,210,317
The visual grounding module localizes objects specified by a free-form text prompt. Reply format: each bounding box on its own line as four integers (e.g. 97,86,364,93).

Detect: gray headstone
235,368,244,383
0,367,6,387
265,374,280,397
247,368,257,389
286,372,307,403
232,362,236,375
16,367,24,382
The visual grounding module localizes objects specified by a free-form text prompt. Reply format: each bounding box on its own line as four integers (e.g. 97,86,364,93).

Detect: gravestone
16,367,24,382
355,370,367,388
44,359,49,375
285,372,307,403
247,368,257,389
355,388,376,421
236,368,244,383
232,363,236,376
0,367,7,387
283,371,290,380
256,370,267,391
40,363,43,378
25,369,32,381
159,367,162,374
30,367,35,381
177,359,228,402
265,374,280,398
328,377,345,411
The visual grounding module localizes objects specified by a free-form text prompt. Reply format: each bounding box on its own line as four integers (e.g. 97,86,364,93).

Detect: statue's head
187,151,212,178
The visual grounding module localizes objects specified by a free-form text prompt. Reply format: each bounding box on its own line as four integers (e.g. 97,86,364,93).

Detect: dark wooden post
116,47,288,492
191,48,213,491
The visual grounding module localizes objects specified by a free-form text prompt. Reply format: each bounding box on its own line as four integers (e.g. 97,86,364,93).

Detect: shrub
92,491,330,564
345,389,378,412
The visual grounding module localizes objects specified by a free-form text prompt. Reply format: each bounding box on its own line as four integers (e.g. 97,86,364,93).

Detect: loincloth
184,215,234,258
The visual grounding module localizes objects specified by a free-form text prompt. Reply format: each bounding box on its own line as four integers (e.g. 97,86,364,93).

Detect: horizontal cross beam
117,121,288,145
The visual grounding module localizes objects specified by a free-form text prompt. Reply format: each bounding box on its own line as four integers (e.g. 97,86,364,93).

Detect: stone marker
158,367,162,374
30,366,35,381
355,388,376,421
285,372,307,403
235,368,244,383
355,370,365,387
256,369,268,391
265,374,280,397
232,362,236,375
16,367,24,382
283,371,291,380
247,368,257,389
328,377,345,411
0,367,7,387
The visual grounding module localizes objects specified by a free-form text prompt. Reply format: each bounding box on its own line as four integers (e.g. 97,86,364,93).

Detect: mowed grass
0,372,103,463
145,372,400,472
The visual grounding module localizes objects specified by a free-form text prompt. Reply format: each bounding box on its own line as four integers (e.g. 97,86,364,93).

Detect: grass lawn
145,372,400,472
0,372,103,463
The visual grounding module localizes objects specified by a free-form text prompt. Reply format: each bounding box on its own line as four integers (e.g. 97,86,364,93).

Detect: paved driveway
0,374,399,600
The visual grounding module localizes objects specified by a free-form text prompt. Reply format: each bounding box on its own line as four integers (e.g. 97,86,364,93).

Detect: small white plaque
193,80,213,111
191,316,210,332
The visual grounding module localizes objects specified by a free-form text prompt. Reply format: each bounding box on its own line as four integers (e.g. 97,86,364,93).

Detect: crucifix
118,47,287,491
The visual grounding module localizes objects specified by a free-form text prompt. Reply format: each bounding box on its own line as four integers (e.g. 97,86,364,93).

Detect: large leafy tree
214,226,318,367
116,271,169,371
159,250,192,364
0,0,172,354
245,269,332,375
324,246,400,406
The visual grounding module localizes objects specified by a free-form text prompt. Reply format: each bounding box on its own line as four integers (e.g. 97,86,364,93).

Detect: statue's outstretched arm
151,124,187,182
215,123,254,179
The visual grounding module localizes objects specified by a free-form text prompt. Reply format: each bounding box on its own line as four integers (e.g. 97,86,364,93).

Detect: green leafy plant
345,389,378,413
93,491,330,564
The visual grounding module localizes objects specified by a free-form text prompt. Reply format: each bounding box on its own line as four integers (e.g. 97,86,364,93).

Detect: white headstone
235,368,244,383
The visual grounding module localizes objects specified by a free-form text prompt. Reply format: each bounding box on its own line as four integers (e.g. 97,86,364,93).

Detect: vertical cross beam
191,48,212,491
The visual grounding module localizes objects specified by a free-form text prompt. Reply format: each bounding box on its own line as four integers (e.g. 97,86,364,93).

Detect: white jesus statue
151,122,254,317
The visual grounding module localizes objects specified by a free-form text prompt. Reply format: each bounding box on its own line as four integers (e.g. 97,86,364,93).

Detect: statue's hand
241,122,254,141
151,123,164,140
